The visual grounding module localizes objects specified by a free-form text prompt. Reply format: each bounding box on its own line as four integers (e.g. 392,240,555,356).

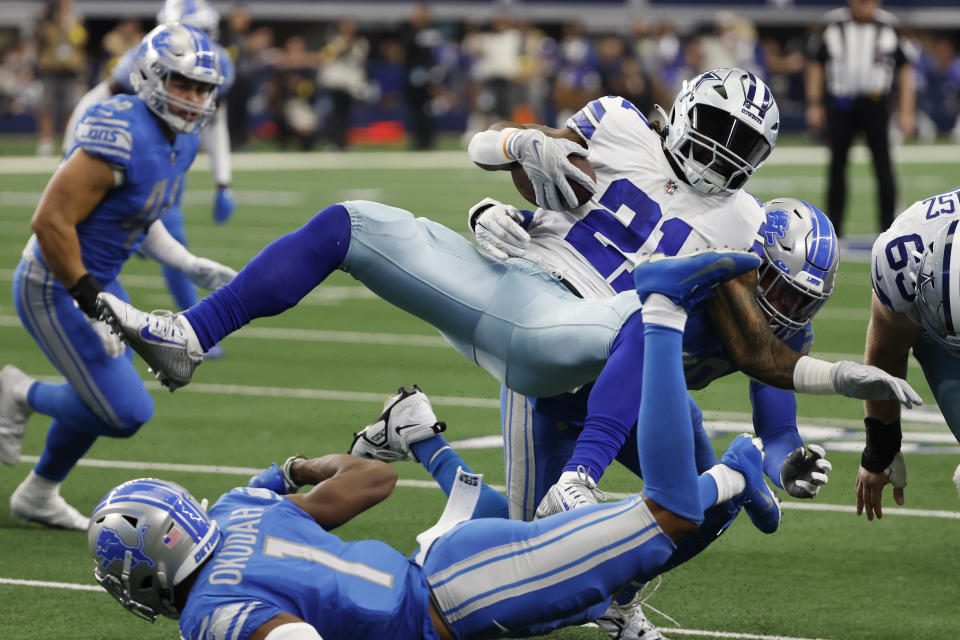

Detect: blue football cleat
633,249,761,310
719,434,781,534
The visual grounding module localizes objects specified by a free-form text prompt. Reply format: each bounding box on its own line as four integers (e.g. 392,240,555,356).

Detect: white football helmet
157,0,220,39
915,219,960,355
661,68,779,195
757,197,838,338
131,23,223,133
88,478,220,622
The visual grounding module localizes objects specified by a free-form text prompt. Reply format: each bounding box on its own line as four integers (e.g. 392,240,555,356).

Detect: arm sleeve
749,380,803,489
139,220,196,270
201,103,232,187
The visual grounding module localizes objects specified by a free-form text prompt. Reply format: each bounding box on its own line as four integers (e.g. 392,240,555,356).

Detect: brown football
511,154,596,210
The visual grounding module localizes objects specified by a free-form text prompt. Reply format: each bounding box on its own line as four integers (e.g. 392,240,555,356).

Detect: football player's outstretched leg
99,203,353,389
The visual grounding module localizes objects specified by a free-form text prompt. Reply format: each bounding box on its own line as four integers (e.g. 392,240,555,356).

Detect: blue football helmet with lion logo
757,197,838,338
130,22,222,133
88,478,220,621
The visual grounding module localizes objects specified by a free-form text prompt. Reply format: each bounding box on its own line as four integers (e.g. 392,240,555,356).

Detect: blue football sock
411,436,509,519
34,419,97,482
185,204,351,350
636,323,702,524
565,313,646,482
698,472,719,508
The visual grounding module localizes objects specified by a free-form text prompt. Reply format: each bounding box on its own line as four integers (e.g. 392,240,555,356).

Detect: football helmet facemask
88,478,220,622
757,197,838,338
915,219,960,355
131,23,222,133
662,68,779,195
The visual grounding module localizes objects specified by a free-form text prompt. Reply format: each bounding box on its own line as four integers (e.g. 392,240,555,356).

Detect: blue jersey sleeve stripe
570,111,596,140
80,115,130,128
587,99,606,122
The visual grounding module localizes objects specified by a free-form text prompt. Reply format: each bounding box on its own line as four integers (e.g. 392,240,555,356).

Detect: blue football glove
248,456,304,494
213,186,235,225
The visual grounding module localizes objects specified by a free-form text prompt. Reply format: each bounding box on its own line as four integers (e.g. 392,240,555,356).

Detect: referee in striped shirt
806,0,916,237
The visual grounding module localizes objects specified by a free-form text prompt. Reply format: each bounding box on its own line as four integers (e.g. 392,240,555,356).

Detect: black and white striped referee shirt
810,7,915,99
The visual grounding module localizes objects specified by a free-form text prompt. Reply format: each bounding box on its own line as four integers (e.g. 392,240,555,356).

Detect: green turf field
0,149,957,640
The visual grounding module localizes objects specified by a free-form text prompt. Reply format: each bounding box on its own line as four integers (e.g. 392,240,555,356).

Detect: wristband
68,273,104,318
467,128,519,166
861,418,902,473
792,355,838,395
282,455,307,492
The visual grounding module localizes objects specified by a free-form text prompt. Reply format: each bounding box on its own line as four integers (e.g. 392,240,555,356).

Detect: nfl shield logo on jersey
664,180,678,195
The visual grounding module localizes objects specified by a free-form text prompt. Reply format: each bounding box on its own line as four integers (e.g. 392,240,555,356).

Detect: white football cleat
11,477,89,530
535,466,606,519
952,462,960,497
350,385,446,462
97,293,204,391
595,578,677,640
0,364,35,466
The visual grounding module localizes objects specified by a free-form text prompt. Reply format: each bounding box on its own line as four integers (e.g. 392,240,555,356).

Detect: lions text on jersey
872,187,960,322
52,95,200,283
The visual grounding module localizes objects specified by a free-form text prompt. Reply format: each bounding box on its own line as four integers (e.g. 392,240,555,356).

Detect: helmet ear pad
916,219,960,354
663,68,780,195
757,198,838,338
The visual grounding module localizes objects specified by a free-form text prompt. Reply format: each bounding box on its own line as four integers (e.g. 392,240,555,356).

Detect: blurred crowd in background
1,0,959,153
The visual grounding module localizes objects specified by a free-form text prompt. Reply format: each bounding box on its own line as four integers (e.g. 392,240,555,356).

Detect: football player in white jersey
857,186,960,520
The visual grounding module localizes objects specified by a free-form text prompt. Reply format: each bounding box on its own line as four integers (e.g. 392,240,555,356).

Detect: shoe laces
146,309,184,340
631,576,680,631
560,465,609,507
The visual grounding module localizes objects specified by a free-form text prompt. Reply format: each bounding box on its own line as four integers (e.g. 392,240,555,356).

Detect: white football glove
779,444,832,499
184,257,237,291
83,311,125,358
507,129,595,211
469,197,530,260
833,361,923,408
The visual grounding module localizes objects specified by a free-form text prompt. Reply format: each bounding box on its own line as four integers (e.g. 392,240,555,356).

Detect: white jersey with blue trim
521,95,765,299
871,187,960,322
179,488,436,640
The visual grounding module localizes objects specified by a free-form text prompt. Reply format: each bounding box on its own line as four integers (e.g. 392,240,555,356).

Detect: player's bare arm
709,270,801,389
285,454,398,530
855,292,922,519
30,149,115,290
863,292,923,423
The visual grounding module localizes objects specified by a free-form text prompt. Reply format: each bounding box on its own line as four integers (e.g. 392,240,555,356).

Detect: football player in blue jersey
88,249,785,640
63,0,236,342
0,23,236,529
